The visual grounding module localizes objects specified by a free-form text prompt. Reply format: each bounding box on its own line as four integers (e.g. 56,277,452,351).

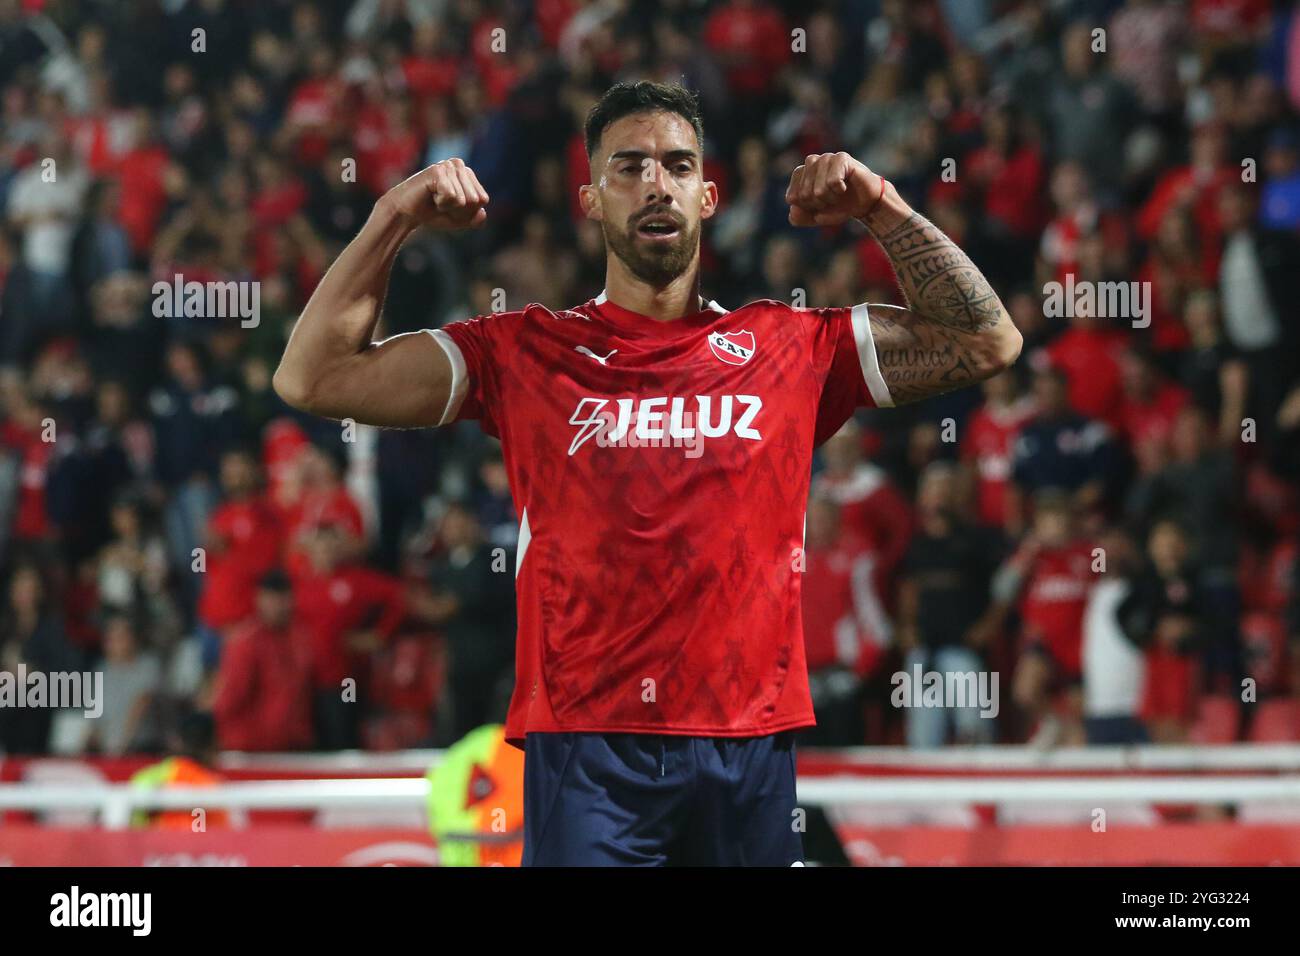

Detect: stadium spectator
1081,525,1149,745
1178,288,1249,447
94,492,180,650
959,369,1036,530
999,489,1094,746
82,613,162,756
1044,21,1139,201
800,494,891,746
211,569,314,752
1008,365,1116,535
4,130,88,339
1216,180,1300,440
896,463,1003,748
1118,518,1213,743
294,523,407,749
196,447,284,665
812,420,913,589
421,502,515,745
0,562,79,753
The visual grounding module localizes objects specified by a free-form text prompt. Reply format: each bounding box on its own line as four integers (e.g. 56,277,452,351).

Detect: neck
603,258,703,321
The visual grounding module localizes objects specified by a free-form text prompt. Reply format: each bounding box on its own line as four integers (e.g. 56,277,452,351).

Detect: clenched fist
785,152,884,227
381,158,489,231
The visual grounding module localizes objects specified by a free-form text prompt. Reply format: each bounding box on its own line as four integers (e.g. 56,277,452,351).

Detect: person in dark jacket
425,502,516,744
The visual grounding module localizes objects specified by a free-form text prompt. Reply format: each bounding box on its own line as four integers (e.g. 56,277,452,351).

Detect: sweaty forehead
594,110,699,169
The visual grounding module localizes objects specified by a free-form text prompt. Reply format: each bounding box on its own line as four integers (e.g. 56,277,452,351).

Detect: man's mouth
635,214,682,240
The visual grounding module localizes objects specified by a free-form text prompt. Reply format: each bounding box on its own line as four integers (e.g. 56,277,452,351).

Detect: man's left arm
787,152,1023,405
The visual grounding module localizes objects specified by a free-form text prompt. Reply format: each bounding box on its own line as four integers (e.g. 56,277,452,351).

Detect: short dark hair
584,81,704,161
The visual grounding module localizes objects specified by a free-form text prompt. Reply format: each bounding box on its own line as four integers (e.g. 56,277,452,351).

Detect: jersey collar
589,289,729,339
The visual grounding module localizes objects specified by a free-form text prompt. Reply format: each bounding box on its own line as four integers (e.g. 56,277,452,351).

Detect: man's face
256,588,292,628
581,110,716,287
220,453,256,497
1034,372,1068,414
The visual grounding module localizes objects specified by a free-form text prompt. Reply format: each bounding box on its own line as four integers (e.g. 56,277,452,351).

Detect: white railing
3,773,1300,829
195,743,1300,773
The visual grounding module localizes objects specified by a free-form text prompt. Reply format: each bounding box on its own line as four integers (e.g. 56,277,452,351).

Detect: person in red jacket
293,524,407,749
997,489,1096,746
812,419,913,594
959,369,1037,530
800,495,892,745
197,448,284,665
280,443,366,580
211,571,314,752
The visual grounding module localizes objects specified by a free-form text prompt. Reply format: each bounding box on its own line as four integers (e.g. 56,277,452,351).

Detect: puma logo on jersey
575,346,618,365
568,395,763,456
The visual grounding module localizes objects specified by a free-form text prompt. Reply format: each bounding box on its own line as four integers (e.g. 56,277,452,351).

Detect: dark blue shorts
522,731,803,866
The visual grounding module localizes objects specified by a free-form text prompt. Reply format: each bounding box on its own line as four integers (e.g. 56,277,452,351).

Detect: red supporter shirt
1020,542,1095,679
198,497,285,631
703,1,791,97
212,621,315,751
293,564,407,689
811,463,912,584
401,56,461,104
1046,326,1127,430
1140,645,1197,723
283,486,366,579
0,420,53,540
961,397,1036,527
428,293,890,742
112,144,169,254
965,145,1047,238
801,533,891,677
1118,381,1190,450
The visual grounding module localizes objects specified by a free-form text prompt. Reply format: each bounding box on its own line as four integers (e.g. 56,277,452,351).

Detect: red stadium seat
1247,699,1300,743
1188,695,1240,744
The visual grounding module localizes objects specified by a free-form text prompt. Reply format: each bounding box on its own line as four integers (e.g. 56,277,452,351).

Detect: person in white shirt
1082,526,1149,744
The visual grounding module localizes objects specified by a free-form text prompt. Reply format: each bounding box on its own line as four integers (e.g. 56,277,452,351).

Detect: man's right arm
272,159,489,428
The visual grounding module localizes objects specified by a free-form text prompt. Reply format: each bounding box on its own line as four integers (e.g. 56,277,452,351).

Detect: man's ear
700,180,719,221
579,183,603,222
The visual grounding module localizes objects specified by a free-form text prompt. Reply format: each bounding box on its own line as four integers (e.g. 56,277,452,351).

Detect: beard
602,213,700,287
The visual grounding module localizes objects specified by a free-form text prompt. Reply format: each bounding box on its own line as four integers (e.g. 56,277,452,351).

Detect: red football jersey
428,292,890,743
1019,542,1095,679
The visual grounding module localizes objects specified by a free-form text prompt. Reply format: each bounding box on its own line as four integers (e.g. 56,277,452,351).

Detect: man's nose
643,160,674,201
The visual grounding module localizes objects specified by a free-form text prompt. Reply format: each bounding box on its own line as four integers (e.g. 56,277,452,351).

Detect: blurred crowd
1,0,1298,754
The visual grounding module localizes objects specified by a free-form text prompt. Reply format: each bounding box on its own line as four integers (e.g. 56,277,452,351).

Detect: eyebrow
607,148,699,166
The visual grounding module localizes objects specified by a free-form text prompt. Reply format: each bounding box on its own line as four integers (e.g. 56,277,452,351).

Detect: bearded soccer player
274,82,1022,865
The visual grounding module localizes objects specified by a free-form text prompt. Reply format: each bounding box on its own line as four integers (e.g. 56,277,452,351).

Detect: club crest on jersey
707,329,756,366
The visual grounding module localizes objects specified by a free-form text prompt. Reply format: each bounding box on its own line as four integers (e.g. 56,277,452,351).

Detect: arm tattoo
869,306,977,404
876,213,1004,334
862,212,1015,405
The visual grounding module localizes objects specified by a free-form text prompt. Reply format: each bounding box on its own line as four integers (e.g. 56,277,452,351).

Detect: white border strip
515,507,531,579
424,329,468,426
850,303,894,408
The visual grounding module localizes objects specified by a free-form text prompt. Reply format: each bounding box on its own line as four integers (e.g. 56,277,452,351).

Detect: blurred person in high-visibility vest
129,712,229,830
426,723,523,866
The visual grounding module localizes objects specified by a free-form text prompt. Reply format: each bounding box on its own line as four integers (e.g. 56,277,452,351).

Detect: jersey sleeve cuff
850,303,894,408
424,328,469,426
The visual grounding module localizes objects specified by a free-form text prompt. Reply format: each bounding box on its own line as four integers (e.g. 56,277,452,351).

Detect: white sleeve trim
424,328,469,426
850,303,894,408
